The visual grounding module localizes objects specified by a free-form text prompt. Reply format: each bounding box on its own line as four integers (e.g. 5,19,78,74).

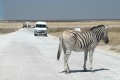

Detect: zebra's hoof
90,70,95,72
83,68,87,72
65,72,70,74
64,70,70,74
90,68,94,72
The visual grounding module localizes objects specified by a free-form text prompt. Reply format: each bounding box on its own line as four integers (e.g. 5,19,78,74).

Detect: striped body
62,30,97,52
57,25,109,73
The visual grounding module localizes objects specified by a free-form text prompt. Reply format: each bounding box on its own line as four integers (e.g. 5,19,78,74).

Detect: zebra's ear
97,25,105,28
91,26,96,30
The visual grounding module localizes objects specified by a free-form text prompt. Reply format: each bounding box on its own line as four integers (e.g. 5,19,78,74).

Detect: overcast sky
0,0,3,20
1,0,120,20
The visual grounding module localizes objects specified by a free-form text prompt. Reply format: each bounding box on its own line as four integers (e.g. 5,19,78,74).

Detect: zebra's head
91,25,109,44
102,27,109,44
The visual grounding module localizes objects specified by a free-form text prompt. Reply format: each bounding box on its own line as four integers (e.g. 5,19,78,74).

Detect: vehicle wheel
45,34,47,36
34,33,37,36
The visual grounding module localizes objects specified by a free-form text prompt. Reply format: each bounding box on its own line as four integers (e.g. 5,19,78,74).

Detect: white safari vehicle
34,21,48,36
23,22,31,28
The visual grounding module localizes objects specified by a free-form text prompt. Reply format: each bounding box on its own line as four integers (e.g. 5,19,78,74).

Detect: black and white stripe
57,25,109,73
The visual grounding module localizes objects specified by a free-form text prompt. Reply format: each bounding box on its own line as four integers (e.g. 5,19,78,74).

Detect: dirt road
0,28,120,80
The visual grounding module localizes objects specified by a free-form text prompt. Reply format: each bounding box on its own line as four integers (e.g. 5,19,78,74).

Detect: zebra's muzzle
105,38,109,44
105,40,109,44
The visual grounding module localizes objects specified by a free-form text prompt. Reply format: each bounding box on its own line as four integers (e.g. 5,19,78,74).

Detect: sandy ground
0,28,120,80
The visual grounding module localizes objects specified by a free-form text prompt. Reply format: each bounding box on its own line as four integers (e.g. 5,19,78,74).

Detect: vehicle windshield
36,24,46,28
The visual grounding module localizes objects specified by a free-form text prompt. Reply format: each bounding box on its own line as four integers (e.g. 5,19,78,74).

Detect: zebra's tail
57,36,63,60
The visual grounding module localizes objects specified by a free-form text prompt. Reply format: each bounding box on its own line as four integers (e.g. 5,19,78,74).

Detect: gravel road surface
0,28,120,80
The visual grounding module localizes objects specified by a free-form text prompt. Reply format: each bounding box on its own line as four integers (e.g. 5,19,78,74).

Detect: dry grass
47,20,120,28
0,22,22,34
108,32,120,44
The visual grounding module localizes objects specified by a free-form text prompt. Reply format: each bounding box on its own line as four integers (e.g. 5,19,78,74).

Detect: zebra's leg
64,50,71,74
89,49,94,72
83,50,88,71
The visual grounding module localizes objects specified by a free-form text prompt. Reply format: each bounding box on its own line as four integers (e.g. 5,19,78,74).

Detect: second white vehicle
34,21,48,36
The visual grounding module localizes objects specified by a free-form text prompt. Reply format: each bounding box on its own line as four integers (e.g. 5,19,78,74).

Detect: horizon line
1,19,120,22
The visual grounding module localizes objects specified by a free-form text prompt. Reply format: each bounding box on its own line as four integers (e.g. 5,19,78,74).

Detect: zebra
57,25,109,73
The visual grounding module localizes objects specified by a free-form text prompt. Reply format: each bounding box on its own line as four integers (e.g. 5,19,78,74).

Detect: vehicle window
36,24,46,28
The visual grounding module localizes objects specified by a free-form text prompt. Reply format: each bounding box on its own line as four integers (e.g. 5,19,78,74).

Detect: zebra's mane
91,25,105,31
